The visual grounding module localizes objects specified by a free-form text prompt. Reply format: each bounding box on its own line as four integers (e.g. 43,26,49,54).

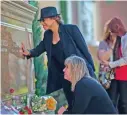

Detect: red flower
19,111,24,114
9,88,14,94
24,106,32,114
24,106,29,110
19,106,32,114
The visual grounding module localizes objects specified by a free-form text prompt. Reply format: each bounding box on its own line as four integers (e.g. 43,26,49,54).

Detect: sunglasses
41,19,45,22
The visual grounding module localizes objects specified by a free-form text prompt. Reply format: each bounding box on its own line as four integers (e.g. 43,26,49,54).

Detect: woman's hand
21,43,30,56
58,106,66,114
102,60,109,66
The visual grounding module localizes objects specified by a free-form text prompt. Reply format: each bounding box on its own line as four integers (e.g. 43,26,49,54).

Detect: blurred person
21,6,96,110
103,17,127,114
97,20,119,90
58,55,117,114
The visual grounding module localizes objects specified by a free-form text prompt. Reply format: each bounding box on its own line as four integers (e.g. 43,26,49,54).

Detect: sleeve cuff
109,62,115,68
26,49,32,59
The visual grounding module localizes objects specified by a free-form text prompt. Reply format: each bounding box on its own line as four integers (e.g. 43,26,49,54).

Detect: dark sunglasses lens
40,19,44,22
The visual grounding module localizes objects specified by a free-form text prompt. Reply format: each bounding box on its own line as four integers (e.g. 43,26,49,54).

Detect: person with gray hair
58,55,117,114
21,6,96,110
64,55,90,91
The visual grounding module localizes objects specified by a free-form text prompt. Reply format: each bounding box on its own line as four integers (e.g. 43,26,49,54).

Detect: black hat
38,6,60,21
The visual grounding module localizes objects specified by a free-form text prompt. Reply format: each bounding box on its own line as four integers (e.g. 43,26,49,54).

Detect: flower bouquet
31,95,47,113
30,95,57,114
44,96,57,114
46,97,57,110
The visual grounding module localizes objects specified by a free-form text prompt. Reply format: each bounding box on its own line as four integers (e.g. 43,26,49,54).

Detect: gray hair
64,55,90,91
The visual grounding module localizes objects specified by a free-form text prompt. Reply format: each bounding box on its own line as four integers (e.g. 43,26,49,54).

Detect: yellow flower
46,97,57,110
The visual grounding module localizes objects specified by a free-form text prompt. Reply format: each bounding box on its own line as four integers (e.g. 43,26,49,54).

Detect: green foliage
60,1,67,24
94,61,99,78
28,1,38,7
105,1,114,4
28,1,48,96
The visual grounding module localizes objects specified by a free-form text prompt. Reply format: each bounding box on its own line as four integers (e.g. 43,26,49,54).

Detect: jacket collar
58,23,63,33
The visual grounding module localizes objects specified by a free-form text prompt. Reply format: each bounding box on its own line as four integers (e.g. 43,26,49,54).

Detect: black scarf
113,36,121,61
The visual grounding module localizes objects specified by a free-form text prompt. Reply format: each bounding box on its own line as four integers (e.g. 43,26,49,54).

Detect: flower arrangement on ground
30,95,57,113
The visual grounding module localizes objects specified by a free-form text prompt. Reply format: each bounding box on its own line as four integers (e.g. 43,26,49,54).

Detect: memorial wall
1,1,37,100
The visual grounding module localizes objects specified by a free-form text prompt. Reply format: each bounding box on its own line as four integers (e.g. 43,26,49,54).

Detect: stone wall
1,1,37,100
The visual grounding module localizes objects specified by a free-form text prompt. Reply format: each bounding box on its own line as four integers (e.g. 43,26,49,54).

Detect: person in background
97,20,118,90
58,55,117,114
103,17,127,114
21,6,96,110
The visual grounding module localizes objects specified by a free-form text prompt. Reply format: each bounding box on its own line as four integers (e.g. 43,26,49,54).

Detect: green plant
28,1,48,96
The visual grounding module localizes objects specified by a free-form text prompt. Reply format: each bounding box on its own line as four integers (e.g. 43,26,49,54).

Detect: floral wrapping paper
98,64,114,89
30,95,57,113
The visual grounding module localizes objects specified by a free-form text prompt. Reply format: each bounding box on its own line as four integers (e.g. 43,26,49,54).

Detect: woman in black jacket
21,6,96,110
58,55,117,114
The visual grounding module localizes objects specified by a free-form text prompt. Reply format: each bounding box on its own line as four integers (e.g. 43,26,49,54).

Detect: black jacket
28,24,96,94
63,77,117,114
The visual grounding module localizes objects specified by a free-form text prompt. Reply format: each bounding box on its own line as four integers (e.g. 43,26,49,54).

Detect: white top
109,33,127,68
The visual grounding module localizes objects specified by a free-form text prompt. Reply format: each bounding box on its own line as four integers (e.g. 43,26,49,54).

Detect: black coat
63,77,117,114
28,24,96,94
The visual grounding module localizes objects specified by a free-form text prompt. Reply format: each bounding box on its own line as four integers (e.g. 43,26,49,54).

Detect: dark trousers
62,79,73,110
108,79,127,114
